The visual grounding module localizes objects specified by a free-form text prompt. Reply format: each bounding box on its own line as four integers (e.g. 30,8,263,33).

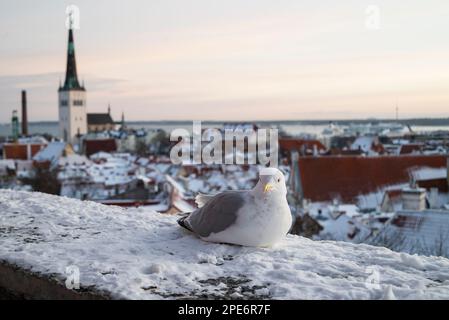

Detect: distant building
58,25,87,145
84,139,117,157
87,108,115,133
295,155,448,202
58,24,115,145
279,138,327,157
350,136,385,155
3,141,46,160
371,210,449,258
33,142,74,169
399,143,423,155
380,189,403,212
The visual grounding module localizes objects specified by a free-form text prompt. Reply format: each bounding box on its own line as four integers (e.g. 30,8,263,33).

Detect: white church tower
58,24,87,145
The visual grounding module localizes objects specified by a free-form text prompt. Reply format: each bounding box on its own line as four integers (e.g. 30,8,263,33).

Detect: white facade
58,90,87,144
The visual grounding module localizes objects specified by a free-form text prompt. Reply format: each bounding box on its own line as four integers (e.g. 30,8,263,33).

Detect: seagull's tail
177,215,193,232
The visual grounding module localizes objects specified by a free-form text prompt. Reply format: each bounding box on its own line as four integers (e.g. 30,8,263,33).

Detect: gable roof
298,155,447,202
87,113,114,125
33,142,67,166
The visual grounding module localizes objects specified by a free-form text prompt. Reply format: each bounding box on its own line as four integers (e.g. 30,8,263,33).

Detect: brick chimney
21,90,28,136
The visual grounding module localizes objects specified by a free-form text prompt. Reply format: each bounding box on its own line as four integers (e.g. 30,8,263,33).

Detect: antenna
395,100,399,121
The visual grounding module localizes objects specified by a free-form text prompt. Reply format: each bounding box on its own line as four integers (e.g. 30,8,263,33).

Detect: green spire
60,28,84,91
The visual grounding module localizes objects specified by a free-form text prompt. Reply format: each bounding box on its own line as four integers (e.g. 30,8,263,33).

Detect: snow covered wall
0,190,449,300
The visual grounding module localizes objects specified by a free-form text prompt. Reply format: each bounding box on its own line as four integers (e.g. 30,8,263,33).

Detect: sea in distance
1,119,449,138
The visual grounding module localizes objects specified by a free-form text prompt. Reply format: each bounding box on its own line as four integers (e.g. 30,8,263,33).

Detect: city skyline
1,0,449,122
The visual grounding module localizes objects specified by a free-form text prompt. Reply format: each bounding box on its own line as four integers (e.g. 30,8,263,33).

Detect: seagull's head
254,167,287,198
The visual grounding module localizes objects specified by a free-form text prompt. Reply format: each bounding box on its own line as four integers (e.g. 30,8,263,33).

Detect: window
61,100,68,106
73,100,84,106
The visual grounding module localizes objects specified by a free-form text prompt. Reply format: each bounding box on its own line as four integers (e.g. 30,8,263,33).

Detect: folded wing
182,191,249,238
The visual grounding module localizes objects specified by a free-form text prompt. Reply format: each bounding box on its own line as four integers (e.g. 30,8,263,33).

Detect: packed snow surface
1,190,449,300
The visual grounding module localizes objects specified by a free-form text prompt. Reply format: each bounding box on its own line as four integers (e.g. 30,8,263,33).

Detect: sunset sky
1,0,448,122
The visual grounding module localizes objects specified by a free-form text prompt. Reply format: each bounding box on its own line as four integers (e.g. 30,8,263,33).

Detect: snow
373,210,449,258
18,136,48,144
382,285,397,300
308,202,372,242
411,167,447,181
33,142,66,166
90,151,113,161
400,253,426,270
58,154,91,167
58,152,144,199
356,183,409,210
351,136,376,153
1,189,449,300
0,160,15,172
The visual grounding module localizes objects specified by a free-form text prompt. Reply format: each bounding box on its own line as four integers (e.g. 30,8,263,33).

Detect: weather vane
65,5,80,30
68,10,74,29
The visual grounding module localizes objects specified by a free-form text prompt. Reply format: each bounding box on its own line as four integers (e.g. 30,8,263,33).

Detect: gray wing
185,191,250,237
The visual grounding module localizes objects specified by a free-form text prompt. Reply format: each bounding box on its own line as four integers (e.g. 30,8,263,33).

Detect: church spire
60,26,84,91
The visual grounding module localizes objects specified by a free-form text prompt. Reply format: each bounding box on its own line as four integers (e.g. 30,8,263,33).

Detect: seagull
178,168,292,247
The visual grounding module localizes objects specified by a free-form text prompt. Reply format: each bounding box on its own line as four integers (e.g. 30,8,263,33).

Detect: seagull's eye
277,178,281,183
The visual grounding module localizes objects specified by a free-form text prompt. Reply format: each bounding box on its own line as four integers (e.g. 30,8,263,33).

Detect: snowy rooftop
1,190,449,300
411,167,447,181
374,210,449,258
33,142,66,166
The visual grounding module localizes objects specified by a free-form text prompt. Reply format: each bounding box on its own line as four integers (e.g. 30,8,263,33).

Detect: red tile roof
84,139,117,157
329,148,363,156
279,138,326,155
3,144,45,160
298,155,447,202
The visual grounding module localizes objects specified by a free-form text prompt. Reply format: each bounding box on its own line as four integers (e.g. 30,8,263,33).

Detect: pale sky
1,0,449,122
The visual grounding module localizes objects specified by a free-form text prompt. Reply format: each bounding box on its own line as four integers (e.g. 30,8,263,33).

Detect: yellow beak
264,183,275,193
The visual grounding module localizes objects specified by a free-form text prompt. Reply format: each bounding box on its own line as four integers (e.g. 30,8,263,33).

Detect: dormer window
73,100,84,106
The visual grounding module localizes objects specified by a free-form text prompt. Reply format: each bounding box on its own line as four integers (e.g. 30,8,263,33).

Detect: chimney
21,90,28,136
289,151,304,208
402,187,426,211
